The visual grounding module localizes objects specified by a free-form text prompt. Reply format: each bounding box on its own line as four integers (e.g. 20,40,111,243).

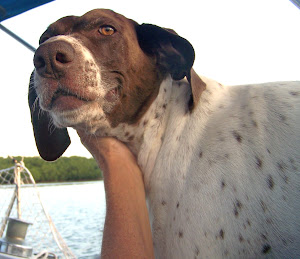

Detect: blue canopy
290,0,300,8
0,0,54,22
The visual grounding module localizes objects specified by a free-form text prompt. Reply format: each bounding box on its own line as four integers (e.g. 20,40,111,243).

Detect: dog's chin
50,102,109,134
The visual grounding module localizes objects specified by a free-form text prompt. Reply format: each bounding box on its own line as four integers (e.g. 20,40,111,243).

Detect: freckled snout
34,40,75,78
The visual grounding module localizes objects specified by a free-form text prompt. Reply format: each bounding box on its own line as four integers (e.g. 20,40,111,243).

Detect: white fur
137,77,300,258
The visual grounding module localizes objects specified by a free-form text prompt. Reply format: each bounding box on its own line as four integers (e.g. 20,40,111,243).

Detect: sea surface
0,181,106,258
37,181,106,258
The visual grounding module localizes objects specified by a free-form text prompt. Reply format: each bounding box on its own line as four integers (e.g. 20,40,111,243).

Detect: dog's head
29,9,205,161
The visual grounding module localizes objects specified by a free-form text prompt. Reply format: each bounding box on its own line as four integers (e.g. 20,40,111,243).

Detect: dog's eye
99,25,115,36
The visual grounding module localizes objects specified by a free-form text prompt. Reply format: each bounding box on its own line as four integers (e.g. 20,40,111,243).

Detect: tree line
0,156,102,183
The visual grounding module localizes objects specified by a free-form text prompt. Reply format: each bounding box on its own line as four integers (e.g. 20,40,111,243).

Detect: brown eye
99,25,115,36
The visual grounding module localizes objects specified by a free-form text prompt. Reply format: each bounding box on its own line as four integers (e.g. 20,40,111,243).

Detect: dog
29,9,300,258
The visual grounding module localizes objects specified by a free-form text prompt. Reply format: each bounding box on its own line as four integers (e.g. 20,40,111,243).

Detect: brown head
29,9,205,161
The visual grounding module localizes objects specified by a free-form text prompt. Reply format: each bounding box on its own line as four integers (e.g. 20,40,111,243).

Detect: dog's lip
53,88,88,101
50,88,90,110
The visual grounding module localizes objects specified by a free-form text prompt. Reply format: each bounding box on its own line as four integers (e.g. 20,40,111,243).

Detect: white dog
29,9,300,258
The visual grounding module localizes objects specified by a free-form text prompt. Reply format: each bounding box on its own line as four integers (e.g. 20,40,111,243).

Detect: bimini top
0,0,54,22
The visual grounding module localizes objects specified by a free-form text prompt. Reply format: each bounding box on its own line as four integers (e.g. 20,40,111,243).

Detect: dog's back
140,77,300,258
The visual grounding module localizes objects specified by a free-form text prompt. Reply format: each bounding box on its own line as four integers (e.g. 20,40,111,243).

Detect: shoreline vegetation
0,156,103,183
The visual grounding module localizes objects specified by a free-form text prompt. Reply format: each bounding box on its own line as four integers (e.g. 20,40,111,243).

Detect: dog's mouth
50,88,89,111
104,86,121,103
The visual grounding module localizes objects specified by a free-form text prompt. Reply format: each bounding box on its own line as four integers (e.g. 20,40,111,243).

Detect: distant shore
0,156,102,183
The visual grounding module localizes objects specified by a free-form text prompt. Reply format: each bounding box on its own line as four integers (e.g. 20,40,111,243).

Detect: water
37,181,106,258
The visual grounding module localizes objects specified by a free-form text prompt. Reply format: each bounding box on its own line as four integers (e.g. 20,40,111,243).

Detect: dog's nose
34,40,75,77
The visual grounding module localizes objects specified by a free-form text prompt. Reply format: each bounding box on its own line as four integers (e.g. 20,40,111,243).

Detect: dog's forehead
47,16,78,35
49,9,132,33
80,9,128,22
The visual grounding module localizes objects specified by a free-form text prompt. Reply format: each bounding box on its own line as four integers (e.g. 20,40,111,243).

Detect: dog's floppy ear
136,24,194,80
28,72,71,161
136,24,206,110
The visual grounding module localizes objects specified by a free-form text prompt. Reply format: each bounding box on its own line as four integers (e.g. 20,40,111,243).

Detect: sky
0,0,299,158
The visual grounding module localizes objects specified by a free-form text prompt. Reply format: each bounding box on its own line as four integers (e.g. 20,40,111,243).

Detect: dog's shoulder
149,79,300,258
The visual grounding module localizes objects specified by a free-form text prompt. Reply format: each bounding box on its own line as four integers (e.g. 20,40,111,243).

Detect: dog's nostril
34,56,46,69
56,52,72,64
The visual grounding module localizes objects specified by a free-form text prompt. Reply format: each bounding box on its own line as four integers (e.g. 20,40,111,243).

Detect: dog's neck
107,75,193,173
96,72,226,190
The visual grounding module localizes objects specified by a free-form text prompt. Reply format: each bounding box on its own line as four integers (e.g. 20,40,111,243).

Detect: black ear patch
28,72,70,161
136,24,195,81
136,24,205,111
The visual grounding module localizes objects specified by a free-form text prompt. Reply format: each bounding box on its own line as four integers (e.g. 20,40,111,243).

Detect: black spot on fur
289,91,299,96
176,202,180,208
255,156,263,169
262,244,271,254
261,234,268,240
234,207,239,217
278,114,286,122
143,120,148,126
179,231,183,238
199,151,203,158
267,175,274,190
232,131,242,143
239,234,244,242
221,180,226,190
260,200,267,213
233,199,242,217
187,94,194,113
161,200,166,206
195,246,200,256
282,175,289,183
277,162,286,172
252,120,258,127
124,132,130,137
219,229,225,239
162,103,167,109
236,200,243,209
155,113,159,119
